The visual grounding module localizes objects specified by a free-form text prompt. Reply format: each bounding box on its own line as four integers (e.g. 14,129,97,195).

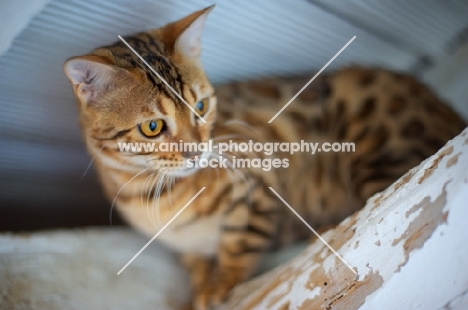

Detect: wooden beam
221,128,468,310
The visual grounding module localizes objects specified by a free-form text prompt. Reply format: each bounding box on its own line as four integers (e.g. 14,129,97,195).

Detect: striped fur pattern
64,6,466,310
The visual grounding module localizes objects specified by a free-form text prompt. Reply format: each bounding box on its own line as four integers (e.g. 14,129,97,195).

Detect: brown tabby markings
387,95,407,115
63,7,466,310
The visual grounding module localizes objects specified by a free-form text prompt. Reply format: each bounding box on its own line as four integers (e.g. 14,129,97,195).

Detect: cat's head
64,6,216,177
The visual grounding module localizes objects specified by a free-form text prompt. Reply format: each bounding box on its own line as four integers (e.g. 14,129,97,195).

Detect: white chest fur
156,213,222,256
118,201,223,257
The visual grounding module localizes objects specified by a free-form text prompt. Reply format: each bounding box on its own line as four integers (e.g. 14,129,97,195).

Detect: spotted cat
63,6,466,309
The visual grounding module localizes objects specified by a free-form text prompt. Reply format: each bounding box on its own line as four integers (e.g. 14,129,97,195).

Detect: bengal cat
63,6,466,310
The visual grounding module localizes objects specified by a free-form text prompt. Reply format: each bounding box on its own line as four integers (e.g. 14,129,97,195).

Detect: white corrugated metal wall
0,0,467,230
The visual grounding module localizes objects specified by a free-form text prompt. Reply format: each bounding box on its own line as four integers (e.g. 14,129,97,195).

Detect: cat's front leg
193,195,279,309
193,234,265,310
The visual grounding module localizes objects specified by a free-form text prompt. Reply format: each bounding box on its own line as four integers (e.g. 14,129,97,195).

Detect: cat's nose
182,151,202,159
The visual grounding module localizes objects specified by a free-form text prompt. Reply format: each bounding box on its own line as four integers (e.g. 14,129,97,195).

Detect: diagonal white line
268,36,356,123
268,187,357,275
118,35,207,123
117,187,206,275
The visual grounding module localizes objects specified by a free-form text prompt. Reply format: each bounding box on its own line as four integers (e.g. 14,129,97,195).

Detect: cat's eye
139,119,165,137
194,98,209,116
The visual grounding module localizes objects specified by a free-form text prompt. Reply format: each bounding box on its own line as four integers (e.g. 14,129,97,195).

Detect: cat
63,5,466,310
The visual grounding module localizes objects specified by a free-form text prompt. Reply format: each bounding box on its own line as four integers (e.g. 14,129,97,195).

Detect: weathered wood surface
221,128,468,310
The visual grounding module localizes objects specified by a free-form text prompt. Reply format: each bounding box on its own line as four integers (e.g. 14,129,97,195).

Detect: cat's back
215,66,465,142
323,67,465,137
214,67,466,228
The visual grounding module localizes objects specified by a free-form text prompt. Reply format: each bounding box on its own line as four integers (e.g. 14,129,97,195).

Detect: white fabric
0,228,190,310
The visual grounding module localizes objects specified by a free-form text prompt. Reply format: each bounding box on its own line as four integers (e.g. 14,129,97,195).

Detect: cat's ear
168,5,215,59
63,55,119,105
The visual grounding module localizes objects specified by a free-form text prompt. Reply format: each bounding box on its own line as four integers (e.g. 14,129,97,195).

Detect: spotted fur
64,6,466,310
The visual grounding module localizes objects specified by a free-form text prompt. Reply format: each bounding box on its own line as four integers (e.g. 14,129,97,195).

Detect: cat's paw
193,280,233,310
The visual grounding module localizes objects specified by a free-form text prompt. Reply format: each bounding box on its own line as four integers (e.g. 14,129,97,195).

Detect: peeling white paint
222,128,468,310
258,281,291,309
289,269,321,309
355,130,468,309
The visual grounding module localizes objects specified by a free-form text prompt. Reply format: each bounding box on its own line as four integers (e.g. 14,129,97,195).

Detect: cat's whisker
166,172,175,209
79,146,105,180
212,118,257,135
120,153,151,157
147,170,163,227
109,168,149,225
221,119,263,139
154,168,176,243
221,119,251,129
141,171,156,205
154,168,170,225
153,170,165,225
154,170,168,226
145,158,163,164
144,172,159,226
